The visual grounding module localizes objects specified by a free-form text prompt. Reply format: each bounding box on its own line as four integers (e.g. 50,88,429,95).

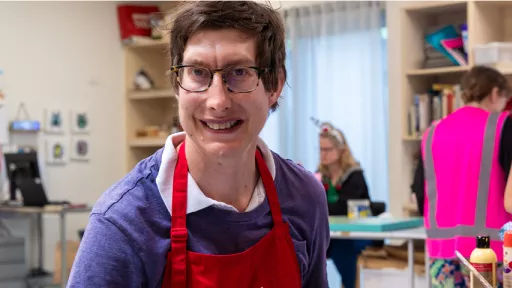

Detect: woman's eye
191,69,204,76
232,68,247,76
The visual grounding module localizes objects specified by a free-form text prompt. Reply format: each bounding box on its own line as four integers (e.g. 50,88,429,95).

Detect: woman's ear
490,87,501,103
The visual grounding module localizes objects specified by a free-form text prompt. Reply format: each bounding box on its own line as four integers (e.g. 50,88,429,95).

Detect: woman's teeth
205,120,239,130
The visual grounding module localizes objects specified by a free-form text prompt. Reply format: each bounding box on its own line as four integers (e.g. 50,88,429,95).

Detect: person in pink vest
411,65,512,287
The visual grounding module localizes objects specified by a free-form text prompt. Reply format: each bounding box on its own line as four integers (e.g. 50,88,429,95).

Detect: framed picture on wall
44,109,65,134
71,110,90,134
70,137,90,161
45,138,67,165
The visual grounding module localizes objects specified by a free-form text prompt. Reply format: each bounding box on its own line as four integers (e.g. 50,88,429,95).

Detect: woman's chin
200,141,247,158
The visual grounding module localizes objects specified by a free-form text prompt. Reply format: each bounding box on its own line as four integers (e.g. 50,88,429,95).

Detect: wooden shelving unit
405,65,469,76
123,2,180,172
400,1,512,216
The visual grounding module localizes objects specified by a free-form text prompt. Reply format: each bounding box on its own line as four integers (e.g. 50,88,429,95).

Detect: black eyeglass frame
170,65,271,93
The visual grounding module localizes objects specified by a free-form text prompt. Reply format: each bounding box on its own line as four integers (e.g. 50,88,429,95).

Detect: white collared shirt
155,132,276,215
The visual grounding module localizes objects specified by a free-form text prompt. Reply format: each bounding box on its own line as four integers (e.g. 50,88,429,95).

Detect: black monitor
4,152,43,202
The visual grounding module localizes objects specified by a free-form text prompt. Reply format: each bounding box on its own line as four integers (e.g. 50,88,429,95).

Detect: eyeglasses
320,147,336,153
170,65,270,93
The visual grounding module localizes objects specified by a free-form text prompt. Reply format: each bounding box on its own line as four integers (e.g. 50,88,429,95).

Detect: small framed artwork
71,110,89,134
70,137,90,161
44,109,64,134
45,139,67,165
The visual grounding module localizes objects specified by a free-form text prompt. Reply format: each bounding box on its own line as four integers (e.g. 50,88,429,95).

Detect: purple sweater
68,148,330,287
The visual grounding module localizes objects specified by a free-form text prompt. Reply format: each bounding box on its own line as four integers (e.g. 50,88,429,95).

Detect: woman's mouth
200,119,243,132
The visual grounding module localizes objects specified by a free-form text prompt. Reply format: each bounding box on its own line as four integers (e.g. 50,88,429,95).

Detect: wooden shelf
403,135,422,142
480,1,512,8
128,88,175,100
129,137,167,148
404,1,467,14
402,202,419,217
124,4,179,171
406,66,469,76
123,38,168,50
399,1,512,219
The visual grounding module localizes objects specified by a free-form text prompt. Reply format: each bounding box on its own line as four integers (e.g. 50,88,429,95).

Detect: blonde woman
314,122,371,288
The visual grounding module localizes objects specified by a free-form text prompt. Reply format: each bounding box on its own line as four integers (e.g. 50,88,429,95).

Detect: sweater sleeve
302,177,330,288
67,214,146,288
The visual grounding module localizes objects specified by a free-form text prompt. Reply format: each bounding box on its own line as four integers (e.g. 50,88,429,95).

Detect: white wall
0,1,124,271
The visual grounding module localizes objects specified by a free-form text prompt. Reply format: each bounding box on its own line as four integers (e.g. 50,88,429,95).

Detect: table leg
36,213,43,269
28,214,37,269
425,241,431,287
408,239,415,288
60,212,67,288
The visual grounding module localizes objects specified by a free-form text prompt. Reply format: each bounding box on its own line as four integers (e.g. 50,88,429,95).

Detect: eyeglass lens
177,66,259,92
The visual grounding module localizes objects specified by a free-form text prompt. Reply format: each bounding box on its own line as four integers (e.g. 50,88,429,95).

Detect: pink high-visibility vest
421,106,512,261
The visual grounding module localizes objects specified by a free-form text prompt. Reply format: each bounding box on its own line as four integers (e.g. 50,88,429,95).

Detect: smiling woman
67,1,330,288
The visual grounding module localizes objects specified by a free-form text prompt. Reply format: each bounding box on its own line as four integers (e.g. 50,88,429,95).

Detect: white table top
0,204,92,214
330,226,426,240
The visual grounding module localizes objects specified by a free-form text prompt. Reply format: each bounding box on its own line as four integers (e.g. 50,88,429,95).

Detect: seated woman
314,122,372,288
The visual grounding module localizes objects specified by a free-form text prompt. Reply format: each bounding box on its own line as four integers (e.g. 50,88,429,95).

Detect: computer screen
4,152,41,201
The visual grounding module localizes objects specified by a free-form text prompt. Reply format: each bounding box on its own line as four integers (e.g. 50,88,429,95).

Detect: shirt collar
155,132,275,215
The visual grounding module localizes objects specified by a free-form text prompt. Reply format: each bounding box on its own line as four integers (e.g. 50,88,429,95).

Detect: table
330,227,428,288
0,205,92,288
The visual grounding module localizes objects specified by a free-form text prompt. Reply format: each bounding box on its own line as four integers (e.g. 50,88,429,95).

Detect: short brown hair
169,1,286,111
460,65,512,103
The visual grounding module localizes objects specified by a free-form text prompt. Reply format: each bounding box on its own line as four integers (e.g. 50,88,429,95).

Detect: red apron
161,142,302,288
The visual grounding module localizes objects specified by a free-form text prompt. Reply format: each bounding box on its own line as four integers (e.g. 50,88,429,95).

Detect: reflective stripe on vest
424,112,501,241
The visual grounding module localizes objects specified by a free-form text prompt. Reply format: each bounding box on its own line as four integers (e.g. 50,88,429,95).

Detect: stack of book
423,23,467,68
407,83,463,138
424,43,454,68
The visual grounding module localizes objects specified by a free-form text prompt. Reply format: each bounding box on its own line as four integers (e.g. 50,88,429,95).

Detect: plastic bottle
470,235,497,288
504,231,512,288
461,23,469,54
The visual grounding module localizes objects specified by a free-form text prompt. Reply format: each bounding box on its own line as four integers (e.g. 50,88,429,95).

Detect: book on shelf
407,83,463,138
423,23,468,68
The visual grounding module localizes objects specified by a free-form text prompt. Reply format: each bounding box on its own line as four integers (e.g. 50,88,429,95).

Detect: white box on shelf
360,267,427,288
474,42,512,65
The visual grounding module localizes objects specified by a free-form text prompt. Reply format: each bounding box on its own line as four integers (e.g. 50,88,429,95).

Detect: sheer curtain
260,1,389,203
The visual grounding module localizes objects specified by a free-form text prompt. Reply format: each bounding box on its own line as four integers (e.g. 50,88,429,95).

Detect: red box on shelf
117,5,160,41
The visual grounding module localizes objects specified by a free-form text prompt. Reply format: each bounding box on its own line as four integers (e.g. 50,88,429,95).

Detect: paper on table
455,251,493,288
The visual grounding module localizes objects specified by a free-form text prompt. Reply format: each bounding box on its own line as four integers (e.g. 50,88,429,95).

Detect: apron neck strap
255,148,283,224
172,142,189,234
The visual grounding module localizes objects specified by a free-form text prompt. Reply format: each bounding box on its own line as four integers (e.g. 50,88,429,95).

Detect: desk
330,227,428,288
0,205,92,288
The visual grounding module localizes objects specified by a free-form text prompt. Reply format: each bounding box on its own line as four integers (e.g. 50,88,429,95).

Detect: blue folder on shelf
329,216,424,232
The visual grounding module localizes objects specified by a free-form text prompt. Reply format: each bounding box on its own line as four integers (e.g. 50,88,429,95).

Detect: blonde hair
317,123,359,178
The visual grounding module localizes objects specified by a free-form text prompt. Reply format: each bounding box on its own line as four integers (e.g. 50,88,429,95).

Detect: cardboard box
357,245,427,288
53,240,80,284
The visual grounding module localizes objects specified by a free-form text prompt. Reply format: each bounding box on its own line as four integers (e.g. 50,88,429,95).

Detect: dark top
411,116,512,216
320,170,371,216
